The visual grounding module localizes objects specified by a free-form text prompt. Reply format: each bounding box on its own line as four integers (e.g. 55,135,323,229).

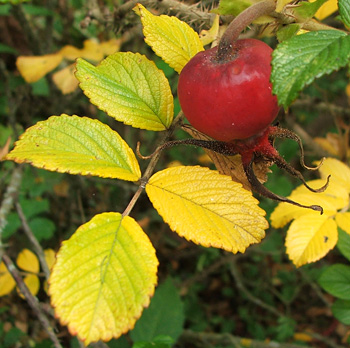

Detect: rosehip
177,39,279,142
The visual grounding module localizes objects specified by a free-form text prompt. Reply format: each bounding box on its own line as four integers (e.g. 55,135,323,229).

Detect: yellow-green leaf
17,248,39,273
49,213,158,345
336,212,350,234
6,115,141,181
0,262,16,296
318,157,350,192
285,214,338,267
75,52,173,131
133,4,204,73
146,166,268,253
271,179,348,228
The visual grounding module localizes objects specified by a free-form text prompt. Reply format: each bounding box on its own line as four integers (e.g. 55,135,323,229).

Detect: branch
122,112,185,216
16,202,51,281
228,259,283,317
0,165,23,242
1,253,63,348
179,330,312,348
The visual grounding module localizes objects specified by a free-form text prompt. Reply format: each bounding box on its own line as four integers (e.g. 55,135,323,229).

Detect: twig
228,259,283,317
0,165,23,242
114,0,213,23
122,112,185,217
179,330,312,348
16,202,51,281
1,253,63,348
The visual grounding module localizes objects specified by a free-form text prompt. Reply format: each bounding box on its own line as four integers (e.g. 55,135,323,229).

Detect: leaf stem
216,0,276,61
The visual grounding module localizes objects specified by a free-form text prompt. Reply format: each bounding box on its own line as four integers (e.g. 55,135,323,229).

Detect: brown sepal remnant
182,124,272,191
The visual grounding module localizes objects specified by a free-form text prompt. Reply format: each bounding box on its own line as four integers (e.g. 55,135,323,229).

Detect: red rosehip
177,39,279,142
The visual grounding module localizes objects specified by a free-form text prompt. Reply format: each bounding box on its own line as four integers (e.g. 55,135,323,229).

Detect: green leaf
276,23,301,42
293,0,329,19
318,264,350,300
271,30,350,108
6,114,141,181
332,299,350,325
49,213,159,345
337,228,350,262
130,278,184,343
29,217,55,241
0,43,17,54
76,52,173,131
212,0,252,16
339,0,350,27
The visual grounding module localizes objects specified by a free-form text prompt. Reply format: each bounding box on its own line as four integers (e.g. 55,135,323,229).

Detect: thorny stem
216,0,276,61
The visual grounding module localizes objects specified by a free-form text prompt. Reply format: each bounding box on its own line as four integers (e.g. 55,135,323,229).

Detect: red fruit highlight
177,39,279,142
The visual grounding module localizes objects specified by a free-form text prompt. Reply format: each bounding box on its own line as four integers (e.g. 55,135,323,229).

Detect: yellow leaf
16,54,63,83
318,157,350,192
6,114,141,181
271,179,348,228
76,53,173,131
52,64,79,94
44,249,56,270
80,39,104,62
199,15,220,46
0,262,16,296
335,212,350,234
311,0,338,20
59,45,82,61
99,39,122,56
146,166,268,253
18,274,40,299
49,213,158,345
285,214,338,267
17,249,39,273
134,4,204,73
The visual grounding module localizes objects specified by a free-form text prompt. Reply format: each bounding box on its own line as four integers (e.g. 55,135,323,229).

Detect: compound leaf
134,4,204,73
146,166,268,253
272,30,350,108
285,214,338,267
76,52,173,131
49,213,158,345
6,114,141,181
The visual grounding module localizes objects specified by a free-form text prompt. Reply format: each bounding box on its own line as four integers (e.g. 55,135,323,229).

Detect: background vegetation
0,0,349,347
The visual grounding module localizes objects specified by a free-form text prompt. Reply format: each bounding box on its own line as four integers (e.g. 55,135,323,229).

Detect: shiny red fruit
177,39,279,142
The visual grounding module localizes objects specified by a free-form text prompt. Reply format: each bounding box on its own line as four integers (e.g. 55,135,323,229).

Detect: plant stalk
216,0,276,61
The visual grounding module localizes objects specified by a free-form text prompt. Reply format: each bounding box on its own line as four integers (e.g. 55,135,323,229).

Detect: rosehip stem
217,0,276,61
